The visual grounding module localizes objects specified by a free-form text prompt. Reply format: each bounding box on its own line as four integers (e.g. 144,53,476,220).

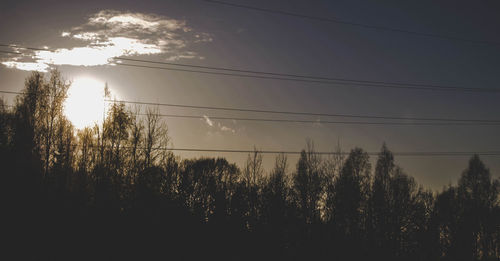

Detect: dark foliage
1,71,499,260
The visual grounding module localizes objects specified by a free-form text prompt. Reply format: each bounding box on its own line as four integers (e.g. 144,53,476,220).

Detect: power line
71,144,500,157
0,50,22,55
1,43,498,93
107,99,500,123
201,0,500,46
2,90,499,123
0,90,23,95
1,94,497,125
166,148,500,157
138,113,500,126
114,62,499,93
1,90,498,156
114,57,498,93
0,49,498,159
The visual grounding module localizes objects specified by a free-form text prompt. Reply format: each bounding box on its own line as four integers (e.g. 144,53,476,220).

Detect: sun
64,77,111,129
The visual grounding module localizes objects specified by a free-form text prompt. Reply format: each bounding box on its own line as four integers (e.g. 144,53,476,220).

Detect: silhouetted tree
456,156,499,260
369,143,394,251
322,144,344,223
103,102,131,173
128,107,144,175
262,153,289,224
292,141,323,224
39,70,70,179
331,147,371,258
242,148,264,230
143,106,169,168
2,71,499,261
76,127,96,174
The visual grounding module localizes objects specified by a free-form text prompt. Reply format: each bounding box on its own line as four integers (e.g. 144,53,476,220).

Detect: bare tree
144,106,169,168
293,140,324,224
77,127,96,173
263,153,289,224
332,147,371,237
323,142,344,222
103,102,131,173
243,147,264,230
129,105,144,174
243,147,264,188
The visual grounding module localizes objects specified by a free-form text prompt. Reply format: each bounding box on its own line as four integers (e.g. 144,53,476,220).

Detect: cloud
2,61,51,72
313,118,324,127
220,125,236,133
203,115,214,127
2,10,212,72
202,115,236,134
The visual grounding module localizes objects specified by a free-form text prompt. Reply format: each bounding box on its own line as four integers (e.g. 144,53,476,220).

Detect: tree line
1,70,499,260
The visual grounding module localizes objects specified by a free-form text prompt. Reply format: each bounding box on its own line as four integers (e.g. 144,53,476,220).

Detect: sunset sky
1,0,499,190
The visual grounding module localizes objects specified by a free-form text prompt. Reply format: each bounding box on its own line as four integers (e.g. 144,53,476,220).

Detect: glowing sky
1,0,499,190
63,77,119,129
2,10,210,71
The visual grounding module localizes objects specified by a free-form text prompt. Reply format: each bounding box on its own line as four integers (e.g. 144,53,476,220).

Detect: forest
1,70,499,261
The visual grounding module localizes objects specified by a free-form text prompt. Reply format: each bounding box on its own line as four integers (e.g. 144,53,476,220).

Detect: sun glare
64,77,111,129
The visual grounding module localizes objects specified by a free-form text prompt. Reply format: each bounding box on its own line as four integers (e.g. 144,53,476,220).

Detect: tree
243,148,264,188
0,98,13,178
366,144,437,260
434,156,500,261
387,167,420,258
242,148,264,230
434,185,462,260
4,71,500,260
76,127,96,174
43,70,70,176
262,153,290,225
128,106,144,176
322,143,344,223
143,106,169,168
0,98,11,152
51,116,75,192
332,147,371,238
103,102,131,173
456,156,499,260
368,144,395,256
178,158,239,223
292,141,323,224
11,71,67,185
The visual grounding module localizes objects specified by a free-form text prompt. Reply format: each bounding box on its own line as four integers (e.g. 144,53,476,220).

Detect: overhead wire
65,143,500,157
1,43,498,93
1,90,499,124
114,57,492,92
136,113,500,126
113,61,499,93
108,98,500,123
200,0,500,46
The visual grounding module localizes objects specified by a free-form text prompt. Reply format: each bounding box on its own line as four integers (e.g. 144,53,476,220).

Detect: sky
0,0,499,190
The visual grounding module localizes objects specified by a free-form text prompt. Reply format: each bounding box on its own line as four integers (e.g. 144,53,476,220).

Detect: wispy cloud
220,125,236,133
2,61,51,72
203,115,214,127
2,10,212,72
313,118,324,127
202,115,236,134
